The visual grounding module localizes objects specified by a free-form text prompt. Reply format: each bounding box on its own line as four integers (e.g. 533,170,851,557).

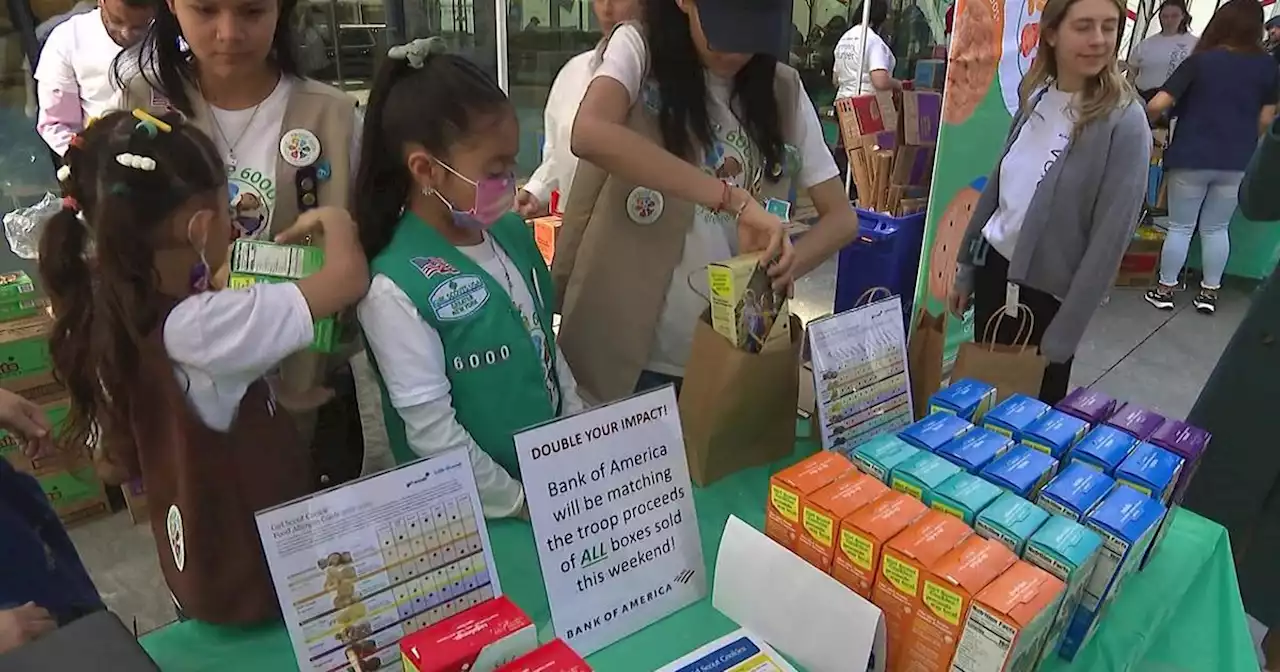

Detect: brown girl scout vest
124,298,310,624
553,33,802,404
122,76,359,471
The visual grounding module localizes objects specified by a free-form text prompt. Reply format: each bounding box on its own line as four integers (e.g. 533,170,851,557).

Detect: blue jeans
1159,169,1244,289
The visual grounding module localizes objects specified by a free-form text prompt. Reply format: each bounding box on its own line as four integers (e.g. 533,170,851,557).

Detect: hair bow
116,153,157,171
387,37,447,69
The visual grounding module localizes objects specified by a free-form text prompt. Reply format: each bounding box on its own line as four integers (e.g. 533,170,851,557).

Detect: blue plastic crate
834,208,927,325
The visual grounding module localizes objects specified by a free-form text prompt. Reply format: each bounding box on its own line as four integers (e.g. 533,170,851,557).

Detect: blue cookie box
1021,409,1091,461
936,426,1013,473
898,411,973,453
928,378,997,422
1037,462,1115,522
980,445,1059,499
1070,425,1138,475
982,393,1051,441
1114,442,1185,504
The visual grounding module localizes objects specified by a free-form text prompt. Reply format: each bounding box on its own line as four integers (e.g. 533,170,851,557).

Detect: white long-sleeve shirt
34,10,129,155
523,50,598,205
357,234,586,519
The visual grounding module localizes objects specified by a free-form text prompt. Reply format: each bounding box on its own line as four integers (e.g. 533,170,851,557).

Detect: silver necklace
487,236,517,298
208,101,264,170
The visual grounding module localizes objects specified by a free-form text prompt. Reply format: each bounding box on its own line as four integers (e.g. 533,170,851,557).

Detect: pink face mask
435,160,515,229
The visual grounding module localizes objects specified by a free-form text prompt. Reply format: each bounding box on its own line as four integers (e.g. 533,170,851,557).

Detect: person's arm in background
32,22,83,156
786,76,859,277
868,34,902,91
1041,107,1151,363
517,67,567,216
1147,54,1195,123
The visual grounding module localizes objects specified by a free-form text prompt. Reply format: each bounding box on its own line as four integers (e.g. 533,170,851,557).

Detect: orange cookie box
796,471,891,573
831,491,928,598
765,452,854,550
899,536,1018,672
871,510,974,670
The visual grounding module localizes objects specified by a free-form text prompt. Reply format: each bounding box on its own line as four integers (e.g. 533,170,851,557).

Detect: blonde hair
1017,0,1134,135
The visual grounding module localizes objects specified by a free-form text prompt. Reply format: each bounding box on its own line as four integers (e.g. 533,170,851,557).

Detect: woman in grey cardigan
947,0,1151,404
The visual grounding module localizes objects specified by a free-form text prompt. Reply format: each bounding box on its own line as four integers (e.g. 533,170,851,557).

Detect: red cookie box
496,639,592,672
400,596,538,672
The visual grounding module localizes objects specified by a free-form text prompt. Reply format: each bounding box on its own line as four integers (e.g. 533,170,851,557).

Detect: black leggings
973,249,1074,405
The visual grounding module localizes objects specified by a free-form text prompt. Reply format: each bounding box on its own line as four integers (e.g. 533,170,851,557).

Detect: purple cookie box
1138,420,1211,570
1104,403,1167,441
1056,387,1118,425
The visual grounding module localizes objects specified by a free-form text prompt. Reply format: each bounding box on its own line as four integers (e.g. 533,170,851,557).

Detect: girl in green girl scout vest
354,38,586,519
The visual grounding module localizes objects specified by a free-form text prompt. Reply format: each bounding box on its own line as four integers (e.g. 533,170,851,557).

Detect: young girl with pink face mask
354,38,586,520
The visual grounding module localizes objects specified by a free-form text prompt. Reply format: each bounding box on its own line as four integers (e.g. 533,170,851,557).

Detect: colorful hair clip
387,37,446,69
110,183,129,197
131,109,172,134
84,116,99,128
56,165,71,182
116,153,157,171
62,196,80,212
135,120,159,138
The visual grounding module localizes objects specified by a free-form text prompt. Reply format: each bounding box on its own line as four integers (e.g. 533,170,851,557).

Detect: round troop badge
279,128,321,168
626,187,664,225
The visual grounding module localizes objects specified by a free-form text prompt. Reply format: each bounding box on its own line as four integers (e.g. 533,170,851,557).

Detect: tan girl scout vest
122,76,356,442
553,31,802,404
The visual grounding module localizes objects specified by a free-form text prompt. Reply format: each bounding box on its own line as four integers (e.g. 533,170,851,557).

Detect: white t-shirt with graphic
593,24,839,377
357,234,586,518
1131,33,1197,92
207,76,363,239
833,26,897,100
982,86,1075,261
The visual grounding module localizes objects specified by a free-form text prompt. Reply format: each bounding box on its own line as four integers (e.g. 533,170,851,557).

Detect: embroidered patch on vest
429,275,490,321
626,187,664,225
166,505,186,572
412,256,460,279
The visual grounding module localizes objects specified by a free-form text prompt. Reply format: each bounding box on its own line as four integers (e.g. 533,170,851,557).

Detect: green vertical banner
913,0,1044,359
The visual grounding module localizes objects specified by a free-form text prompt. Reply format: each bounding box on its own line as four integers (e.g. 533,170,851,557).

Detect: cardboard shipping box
871,510,973,667
0,312,58,397
796,471,890,573
495,639,590,672
529,215,561,267
899,536,1018,672
765,452,854,550
950,562,1065,672
0,270,45,322
0,396,72,476
831,491,927,598
1115,227,1165,288
39,461,110,527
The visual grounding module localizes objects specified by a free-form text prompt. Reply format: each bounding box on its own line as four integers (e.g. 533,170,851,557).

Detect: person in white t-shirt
833,0,902,99
515,0,640,217
34,0,156,155
1126,0,1196,99
564,0,859,398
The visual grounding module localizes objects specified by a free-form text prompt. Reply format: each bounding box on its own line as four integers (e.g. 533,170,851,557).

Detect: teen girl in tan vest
115,0,391,486
557,0,860,404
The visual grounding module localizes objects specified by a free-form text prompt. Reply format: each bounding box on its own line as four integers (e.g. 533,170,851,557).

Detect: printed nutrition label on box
952,604,1014,672
232,241,318,279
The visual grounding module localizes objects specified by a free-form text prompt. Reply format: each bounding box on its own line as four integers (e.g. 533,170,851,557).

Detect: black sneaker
1194,288,1217,314
1145,286,1175,310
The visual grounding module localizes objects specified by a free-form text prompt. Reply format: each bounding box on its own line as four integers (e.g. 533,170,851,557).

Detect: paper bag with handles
952,305,1048,403
679,310,802,486
907,309,946,420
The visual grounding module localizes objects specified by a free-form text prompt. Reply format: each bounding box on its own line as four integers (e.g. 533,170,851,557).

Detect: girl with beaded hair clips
39,109,369,623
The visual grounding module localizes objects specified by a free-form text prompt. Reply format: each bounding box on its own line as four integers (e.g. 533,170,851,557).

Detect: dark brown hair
39,109,224,456
1195,0,1265,54
1156,0,1192,33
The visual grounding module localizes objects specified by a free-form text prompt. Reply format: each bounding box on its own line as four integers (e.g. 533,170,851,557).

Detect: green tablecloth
140,429,1258,671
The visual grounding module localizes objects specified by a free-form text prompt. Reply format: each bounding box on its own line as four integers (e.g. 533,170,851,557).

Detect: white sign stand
515,385,706,656
713,516,886,672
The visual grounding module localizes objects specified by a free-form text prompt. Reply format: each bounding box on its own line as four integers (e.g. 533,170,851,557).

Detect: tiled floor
66,269,1269,663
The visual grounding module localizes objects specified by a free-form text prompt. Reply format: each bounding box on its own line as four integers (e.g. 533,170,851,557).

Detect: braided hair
39,109,225,457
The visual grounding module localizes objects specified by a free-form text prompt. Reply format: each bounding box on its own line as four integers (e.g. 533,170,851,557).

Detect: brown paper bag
908,310,946,420
680,311,802,486
951,305,1047,403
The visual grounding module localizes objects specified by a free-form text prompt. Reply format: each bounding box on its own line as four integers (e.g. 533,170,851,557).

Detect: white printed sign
255,449,499,672
515,385,706,656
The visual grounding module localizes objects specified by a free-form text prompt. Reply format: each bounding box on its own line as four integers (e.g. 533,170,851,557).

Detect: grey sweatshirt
953,94,1152,363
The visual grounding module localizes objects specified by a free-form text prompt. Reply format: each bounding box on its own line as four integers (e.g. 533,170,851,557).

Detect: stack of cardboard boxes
835,88,939,216
762,377,1206,669
0,271,110,526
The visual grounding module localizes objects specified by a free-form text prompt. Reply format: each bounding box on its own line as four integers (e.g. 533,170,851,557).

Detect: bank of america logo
674,569,695,585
